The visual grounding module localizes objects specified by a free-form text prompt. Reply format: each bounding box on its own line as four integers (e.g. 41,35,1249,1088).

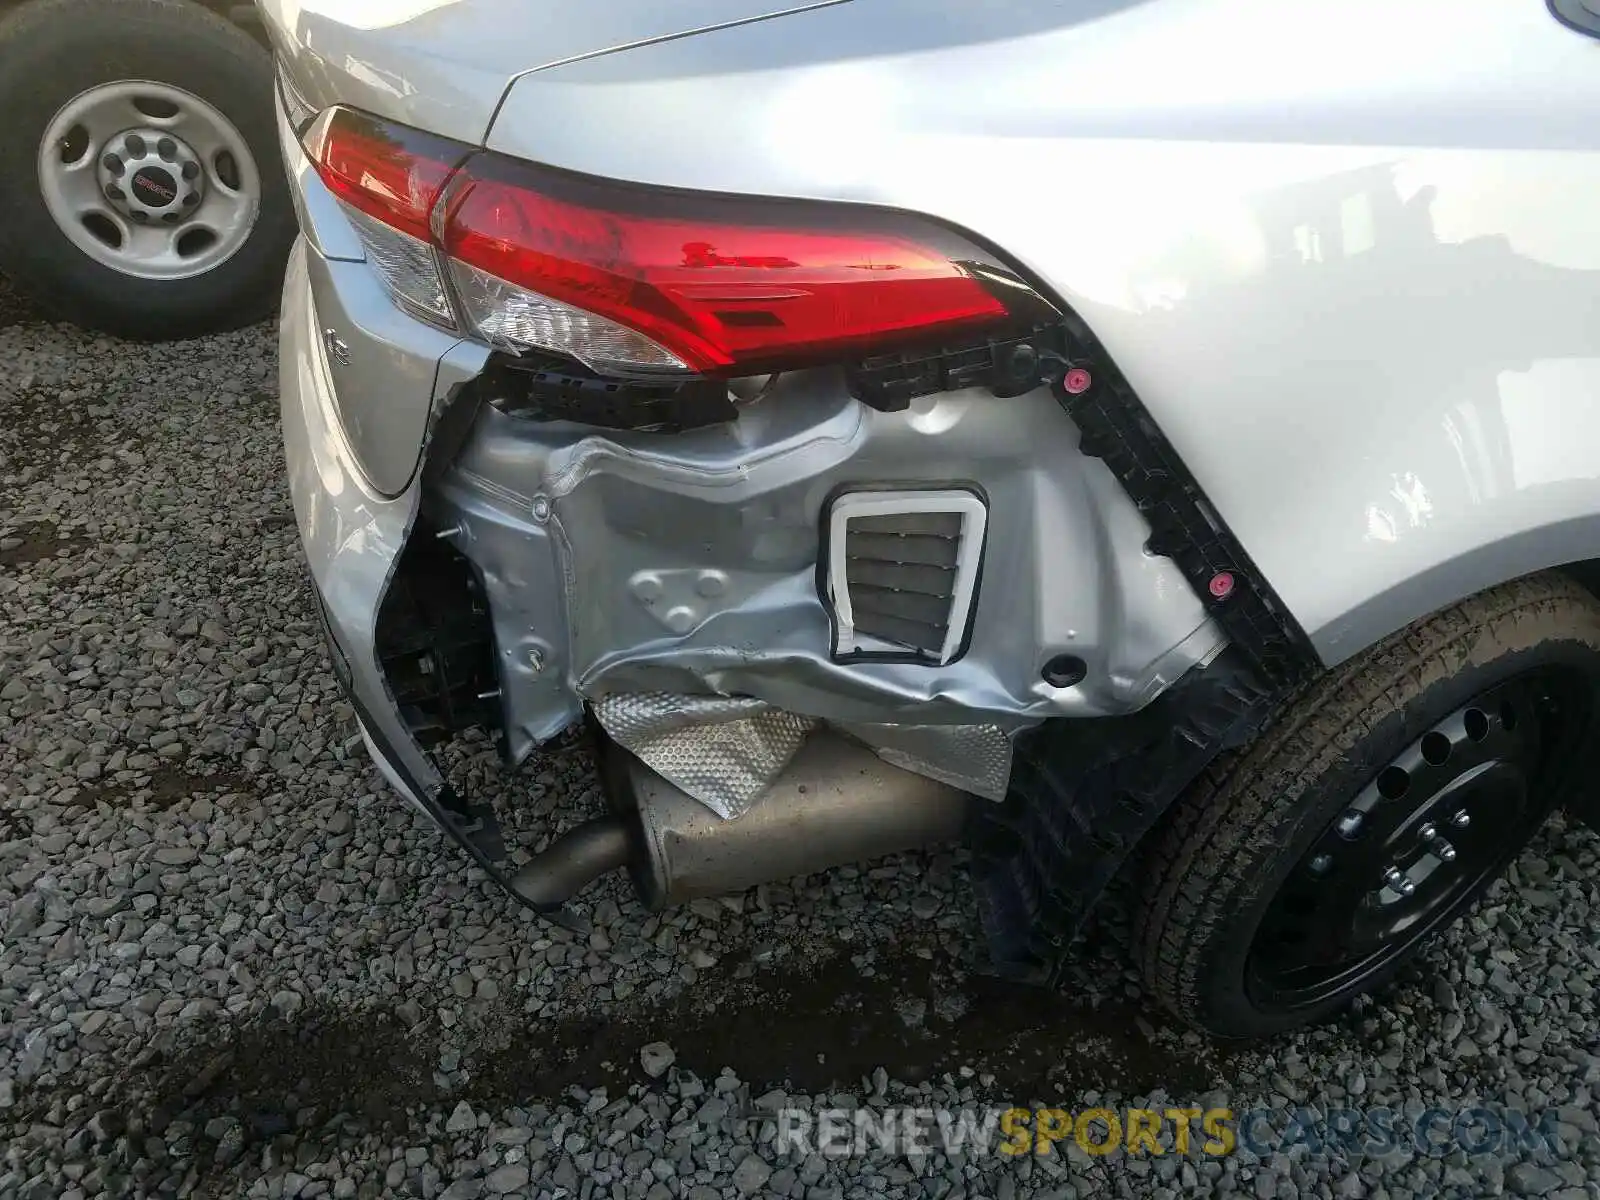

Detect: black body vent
845,511,962,657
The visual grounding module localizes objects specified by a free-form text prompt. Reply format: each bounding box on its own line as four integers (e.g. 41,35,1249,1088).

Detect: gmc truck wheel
1137,573,1600,1039
0,0,294,339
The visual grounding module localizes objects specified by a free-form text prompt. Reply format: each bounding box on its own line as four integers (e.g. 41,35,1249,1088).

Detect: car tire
0,0,294,339
1136,573,1600,1039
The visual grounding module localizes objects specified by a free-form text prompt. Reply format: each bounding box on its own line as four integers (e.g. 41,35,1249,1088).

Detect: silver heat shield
591,693,1012,818
590,693,817,819
835,721,1012,801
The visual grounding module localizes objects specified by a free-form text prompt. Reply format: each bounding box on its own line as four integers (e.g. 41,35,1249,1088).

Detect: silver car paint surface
256,0,844,146
481,0,1600,665
269,0,1600,791
280,237,476,809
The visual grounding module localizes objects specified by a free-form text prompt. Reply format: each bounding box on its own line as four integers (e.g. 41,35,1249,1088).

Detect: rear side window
1549,0,1600,38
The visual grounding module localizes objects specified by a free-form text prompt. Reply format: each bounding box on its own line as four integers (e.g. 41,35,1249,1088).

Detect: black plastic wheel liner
969,647,1283,983
851,311,1326,977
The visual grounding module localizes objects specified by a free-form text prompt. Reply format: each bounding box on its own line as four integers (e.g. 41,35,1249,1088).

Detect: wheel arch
1310,506,1600,668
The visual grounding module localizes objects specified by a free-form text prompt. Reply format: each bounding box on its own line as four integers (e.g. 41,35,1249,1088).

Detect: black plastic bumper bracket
850,314,1323,977
311,580,590,934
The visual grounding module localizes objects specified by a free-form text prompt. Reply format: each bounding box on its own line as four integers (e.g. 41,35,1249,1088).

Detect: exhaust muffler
510,731,972,909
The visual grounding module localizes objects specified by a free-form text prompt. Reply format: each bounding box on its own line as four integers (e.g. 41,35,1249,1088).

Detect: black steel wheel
1137,574,1600,1039
1246,670,1585,1013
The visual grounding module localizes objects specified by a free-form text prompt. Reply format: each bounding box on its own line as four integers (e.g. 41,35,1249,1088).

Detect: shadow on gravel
130,942,1225,1162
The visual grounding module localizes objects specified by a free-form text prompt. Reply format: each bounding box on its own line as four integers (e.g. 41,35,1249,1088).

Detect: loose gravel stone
640,1041,676,1079
2,280,1599,1200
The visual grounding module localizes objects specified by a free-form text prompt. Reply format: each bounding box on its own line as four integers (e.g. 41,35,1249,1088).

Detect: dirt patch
467,942,1225,1106
0,521,90,568
0,278,44,330
105,1005,433,1183
78,761,255,812
117,938,1226,1169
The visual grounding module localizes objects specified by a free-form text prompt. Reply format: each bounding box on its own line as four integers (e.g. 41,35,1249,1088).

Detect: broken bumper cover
280,239,584,922
283,227,1225,859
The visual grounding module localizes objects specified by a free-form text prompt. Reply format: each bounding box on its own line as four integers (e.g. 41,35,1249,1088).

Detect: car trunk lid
257,0,846,146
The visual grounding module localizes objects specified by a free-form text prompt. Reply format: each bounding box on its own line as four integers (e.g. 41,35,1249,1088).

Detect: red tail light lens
304,108,470,326
304,108,464,241
304,107,1050,377
439,157,1032,375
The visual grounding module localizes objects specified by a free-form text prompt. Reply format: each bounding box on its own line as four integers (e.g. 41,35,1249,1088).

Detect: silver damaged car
265,0,1600,1038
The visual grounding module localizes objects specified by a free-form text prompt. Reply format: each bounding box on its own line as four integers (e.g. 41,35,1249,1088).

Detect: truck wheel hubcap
37,80,260,281
1246,669,1586,1012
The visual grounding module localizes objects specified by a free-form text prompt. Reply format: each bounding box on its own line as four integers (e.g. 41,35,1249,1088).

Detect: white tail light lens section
437,155,1048,376
446,260,689,373
303,108,466,328
341,206,453,325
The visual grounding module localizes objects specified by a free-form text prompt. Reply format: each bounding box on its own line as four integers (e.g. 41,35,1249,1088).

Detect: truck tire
0,0,293,339
1136,573,1600,1039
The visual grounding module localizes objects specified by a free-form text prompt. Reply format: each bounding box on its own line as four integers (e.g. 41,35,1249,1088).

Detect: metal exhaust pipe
610,731,971,908
508,817,632,908
507,730,972,910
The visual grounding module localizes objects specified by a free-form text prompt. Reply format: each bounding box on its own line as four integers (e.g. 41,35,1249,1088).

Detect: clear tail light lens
303,108,465,327
447,260,690,372
342,206,455,326
303,107,1051,376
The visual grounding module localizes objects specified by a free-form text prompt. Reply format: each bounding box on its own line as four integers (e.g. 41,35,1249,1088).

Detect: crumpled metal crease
591,693,817,819
592,693,1013,817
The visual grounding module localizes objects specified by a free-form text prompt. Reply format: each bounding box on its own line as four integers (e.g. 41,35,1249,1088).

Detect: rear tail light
302,109,466,326
303,107,1052,377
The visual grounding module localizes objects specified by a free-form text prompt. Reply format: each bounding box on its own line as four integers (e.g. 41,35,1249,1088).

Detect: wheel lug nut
157,137,177,161
125,133,146,156
104,185,122,201
1308,853,1333,875
1451,810,1471,828
1418,822,1437,840
1337,810,1365,838
101,154,123,175
183,192,199,207
1437,842,1458,862
181,161,199,180
1383,865,1416,896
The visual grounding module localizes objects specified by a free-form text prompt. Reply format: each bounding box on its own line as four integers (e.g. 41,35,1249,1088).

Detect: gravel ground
2,277,1599,1200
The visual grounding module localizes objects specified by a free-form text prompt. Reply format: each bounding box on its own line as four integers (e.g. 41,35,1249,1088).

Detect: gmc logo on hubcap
133,171,176,203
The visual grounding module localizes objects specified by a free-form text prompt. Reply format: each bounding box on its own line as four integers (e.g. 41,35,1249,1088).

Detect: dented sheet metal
427,372,1225,780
